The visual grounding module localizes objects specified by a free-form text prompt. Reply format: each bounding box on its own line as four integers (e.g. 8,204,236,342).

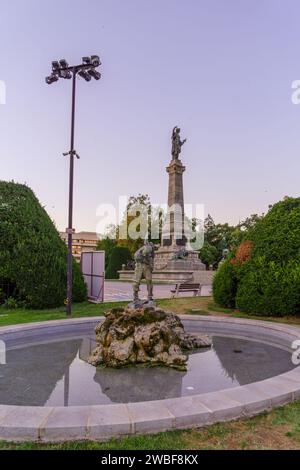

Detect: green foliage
72,258,88,303
199,242,219,268
3,297,19,310
248,197,300,263
106,246,132,279
0,181,87,309
213,260,238,308
213,198,300,316
96,236,117,270
236,258,300,316
203,215,237,264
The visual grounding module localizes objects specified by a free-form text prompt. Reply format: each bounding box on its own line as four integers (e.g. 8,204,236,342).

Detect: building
60,231,99,262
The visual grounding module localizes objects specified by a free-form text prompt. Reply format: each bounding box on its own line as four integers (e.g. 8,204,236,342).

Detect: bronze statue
132,241,155,307
171,126,186,160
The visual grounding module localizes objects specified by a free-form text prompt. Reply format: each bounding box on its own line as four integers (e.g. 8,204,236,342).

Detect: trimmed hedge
0,181,87,309
212,260,238,309
213,197,300,316
106,246,132,279
236,258,300,316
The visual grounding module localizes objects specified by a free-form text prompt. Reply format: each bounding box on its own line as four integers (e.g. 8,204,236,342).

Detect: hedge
0,181,87,309
213,197,300,316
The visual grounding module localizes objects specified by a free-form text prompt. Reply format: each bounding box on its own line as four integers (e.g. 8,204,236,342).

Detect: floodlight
45,54,102,316
52,61,60,72
78,70,92,81
91,55,101,67
82,56,91,64
59,59,69,69
60,69,72,79
45,74,59,85
88,69,101,80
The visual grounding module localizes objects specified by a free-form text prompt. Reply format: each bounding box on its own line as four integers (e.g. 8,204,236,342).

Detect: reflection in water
0,340,81,406
0,335,295,406
212,336,294,384
94,365,186,403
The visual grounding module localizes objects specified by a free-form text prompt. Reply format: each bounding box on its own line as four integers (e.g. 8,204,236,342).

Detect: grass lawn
0,295,300,450
0,301,127,327
1,296,300,327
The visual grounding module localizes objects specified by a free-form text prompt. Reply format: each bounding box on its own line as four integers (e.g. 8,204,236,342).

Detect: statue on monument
171,126,187,160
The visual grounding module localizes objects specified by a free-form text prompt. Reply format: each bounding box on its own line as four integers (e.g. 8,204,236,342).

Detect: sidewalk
104,281,212,302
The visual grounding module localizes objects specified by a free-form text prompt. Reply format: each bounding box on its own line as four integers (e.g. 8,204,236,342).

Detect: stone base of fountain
89,307,212,371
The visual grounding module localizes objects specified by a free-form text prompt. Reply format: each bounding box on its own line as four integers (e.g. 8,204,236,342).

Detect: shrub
212,260,238,308
3,297,19,310
213,197,300,316
0,181,87,309
231,240,253,265
106,246,132,279
249,197,300,263
236,258,300,316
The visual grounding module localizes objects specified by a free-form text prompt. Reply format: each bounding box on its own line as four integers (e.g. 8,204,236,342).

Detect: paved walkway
104,281,212,302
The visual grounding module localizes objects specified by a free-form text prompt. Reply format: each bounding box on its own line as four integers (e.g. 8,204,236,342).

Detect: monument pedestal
152,156,205,280
154,244,205,272
118,269,194,283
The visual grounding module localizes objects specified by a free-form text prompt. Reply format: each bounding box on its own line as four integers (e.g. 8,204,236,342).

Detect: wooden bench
170,282,202,298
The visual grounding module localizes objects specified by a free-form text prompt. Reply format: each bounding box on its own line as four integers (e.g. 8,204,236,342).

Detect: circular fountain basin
0,315,300,441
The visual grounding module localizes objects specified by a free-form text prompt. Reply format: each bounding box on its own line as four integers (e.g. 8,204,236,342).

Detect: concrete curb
0,316,299,442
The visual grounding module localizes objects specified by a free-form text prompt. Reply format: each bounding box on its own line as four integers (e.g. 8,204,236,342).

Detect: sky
0,0,300,232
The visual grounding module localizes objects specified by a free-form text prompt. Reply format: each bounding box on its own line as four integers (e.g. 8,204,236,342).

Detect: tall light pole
46,56,102,316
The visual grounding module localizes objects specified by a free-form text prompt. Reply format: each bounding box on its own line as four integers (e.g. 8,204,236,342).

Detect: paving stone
164,397,212,428
43,406,90,441
89,404,132,439
223,384,272,416
0,407,52,440
273,373,300,400
127,401,174,433
249,379,294,406
284,367,300,380
0,405,14,423
195,391,244,421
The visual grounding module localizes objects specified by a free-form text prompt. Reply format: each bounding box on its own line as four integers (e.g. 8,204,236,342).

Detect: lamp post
46,56,102,316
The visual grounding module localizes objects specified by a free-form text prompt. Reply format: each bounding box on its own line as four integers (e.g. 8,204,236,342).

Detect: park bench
170,282,202,298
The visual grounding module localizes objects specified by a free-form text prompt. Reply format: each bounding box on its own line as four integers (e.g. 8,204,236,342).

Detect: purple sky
0,0,299,232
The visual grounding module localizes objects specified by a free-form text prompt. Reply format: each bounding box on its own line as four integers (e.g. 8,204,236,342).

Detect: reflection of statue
172,126,186,160
132,241,155,307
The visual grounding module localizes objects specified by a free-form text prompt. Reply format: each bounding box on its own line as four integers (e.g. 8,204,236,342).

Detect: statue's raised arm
171,126,187,160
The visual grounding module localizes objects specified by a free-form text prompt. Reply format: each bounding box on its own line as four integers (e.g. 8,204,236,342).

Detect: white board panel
81,251,105,302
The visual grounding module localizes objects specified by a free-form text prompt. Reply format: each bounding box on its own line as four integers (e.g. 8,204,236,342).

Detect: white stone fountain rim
0,315,300,442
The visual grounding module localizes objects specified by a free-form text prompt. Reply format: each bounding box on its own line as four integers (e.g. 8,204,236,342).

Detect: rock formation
89,307,211,371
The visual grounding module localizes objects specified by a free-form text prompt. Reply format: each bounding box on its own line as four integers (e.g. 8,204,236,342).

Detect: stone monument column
153,127,205,273
162,158,186,247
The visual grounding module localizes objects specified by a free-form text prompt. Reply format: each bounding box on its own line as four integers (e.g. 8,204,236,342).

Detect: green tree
106,246,132,279
96,236,117,270
0,181,87,309
203,215,236,264
199,242,218,269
